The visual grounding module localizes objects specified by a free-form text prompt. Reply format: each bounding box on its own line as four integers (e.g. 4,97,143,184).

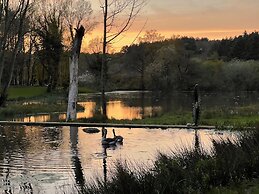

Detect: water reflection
3,168,12,194
42,126,63,148
102,145,108,185
0,125,238,193
107,101,142,120
100,127,122,185
16,100,162,122
0,126,33,193
140,91,145,117
14,91,259,122
194,129,201,154
77,102,96,119
21,114,50,122
70,126,85,190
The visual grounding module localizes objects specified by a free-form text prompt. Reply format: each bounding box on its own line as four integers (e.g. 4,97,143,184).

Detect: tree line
0,0,145,121
1,0,259,108
84,31,259,93
0,0,94,107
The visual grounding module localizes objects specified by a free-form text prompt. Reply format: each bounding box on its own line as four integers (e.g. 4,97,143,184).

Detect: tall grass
82,129,259,194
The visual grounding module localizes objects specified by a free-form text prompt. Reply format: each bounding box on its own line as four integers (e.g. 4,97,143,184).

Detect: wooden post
193,84,200,126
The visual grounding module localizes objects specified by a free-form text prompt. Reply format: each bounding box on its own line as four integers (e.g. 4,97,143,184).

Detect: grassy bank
82,129,259,194
0,86,93,118
8,86,47,100
104,103,259,129
77,93,259,129
7,86,95,100
4,87,259,129
80,111,259,130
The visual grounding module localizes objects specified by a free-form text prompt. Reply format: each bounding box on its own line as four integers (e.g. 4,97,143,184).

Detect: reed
82,129,259,194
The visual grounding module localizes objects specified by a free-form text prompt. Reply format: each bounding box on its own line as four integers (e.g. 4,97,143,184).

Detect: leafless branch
106,0,145,44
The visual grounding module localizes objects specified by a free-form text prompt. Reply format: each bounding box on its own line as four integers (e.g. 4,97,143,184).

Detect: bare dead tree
62,0,93,42
66,26,85,121
138,29,165,43
87,36,114,54
100,0,145,119
62,0,94,121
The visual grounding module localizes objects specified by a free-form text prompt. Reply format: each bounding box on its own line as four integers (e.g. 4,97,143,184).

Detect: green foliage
216,32,259,60
35,10,63,91
195,59,224,91
78,87,95,93
3,30,259,94
85,32,259,93
222,60,259,91
0,103,67,118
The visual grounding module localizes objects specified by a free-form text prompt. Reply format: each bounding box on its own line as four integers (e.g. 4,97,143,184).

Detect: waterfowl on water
101,128,116,146
112,129,123,143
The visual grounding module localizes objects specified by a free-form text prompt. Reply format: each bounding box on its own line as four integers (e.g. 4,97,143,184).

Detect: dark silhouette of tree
0,0,31,106
34,2,63,92
100,0,145,119
215,31,259,61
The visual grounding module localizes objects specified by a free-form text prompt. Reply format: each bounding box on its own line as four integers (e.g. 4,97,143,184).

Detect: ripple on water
0,125,239,193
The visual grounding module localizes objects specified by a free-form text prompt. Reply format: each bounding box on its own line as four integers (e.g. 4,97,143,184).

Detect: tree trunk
100,0,108,120
0,52,6,85
27,37,33,85
66,26,85,121
140,60,145,91
70,126,85,189
0,0,29,107
0,37,23,106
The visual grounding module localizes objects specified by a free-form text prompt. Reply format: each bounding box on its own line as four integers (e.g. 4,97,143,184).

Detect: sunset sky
86,0,259,51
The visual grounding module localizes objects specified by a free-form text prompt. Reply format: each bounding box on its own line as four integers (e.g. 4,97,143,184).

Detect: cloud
86,0,259,50
149,0,228,15
144,0,259,31
148,0,259,15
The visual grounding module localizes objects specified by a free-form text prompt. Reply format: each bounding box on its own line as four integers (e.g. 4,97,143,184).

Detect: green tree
34,2,63,92
222,60,259,91
145,43,192,91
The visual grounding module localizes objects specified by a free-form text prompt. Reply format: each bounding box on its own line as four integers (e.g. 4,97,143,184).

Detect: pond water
1,91,255,193
15,91,259,122
0,125,238,193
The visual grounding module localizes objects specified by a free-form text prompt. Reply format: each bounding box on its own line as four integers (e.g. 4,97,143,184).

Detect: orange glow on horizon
80,0,259,52
83,28,258,53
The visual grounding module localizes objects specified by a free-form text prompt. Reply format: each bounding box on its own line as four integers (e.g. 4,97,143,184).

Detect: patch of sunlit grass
8,86,47,100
